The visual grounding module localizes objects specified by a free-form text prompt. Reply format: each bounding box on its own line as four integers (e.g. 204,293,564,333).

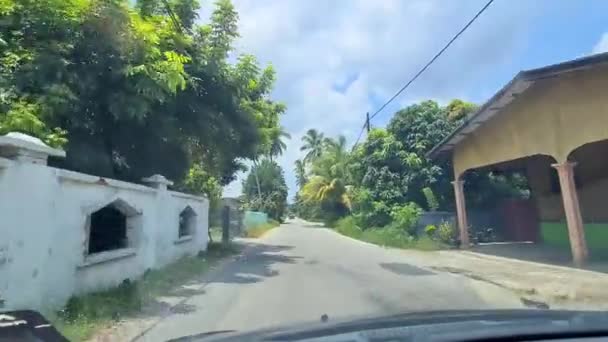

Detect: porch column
551,162,588,266
452,180,470,249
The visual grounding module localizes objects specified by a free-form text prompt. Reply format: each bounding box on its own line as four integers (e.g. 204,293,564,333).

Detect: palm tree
301,176,351,211
300,128,325,163
294,159,307,188
268,127,291,161
319,135,350,184
324,135,347,158
300,135,352,214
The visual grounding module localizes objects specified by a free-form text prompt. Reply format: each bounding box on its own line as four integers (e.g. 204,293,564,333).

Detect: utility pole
365,112,371,133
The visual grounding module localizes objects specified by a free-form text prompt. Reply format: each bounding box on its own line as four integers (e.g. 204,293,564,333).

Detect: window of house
88,205,128,254
179,206,197,238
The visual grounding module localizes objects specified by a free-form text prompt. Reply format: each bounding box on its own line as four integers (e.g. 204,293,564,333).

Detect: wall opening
89,205,128,254
179,206,197,238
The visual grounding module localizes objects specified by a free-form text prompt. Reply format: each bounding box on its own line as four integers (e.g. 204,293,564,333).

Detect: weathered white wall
0,137,209,312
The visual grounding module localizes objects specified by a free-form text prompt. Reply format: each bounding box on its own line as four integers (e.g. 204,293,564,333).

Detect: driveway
137,220,523,341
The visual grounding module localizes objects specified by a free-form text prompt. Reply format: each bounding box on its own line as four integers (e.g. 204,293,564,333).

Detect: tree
268,127,291,161
445,99,477,121
294,159,307,188
300,128,324,163
298,133,351,224
1,0,285,192
242,159,288,221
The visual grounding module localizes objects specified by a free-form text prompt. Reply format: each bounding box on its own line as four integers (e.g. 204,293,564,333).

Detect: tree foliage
296,99,478,227
242,159,288,221
297,98,529,240
300,128,325,163
0,0,285,198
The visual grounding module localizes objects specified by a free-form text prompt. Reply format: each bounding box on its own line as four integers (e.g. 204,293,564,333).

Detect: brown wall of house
535,177,608,222
527,142,608,222
453,65,608,178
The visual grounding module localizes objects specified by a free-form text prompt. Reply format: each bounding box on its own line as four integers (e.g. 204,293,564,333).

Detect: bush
361,226,413,249
390,202,422,235
334,216,362,238
424,224,437,237
437,221,457,245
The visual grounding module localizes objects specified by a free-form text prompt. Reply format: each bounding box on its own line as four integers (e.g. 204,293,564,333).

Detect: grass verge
51,242,240,341
334,217,445,251
245,219,280,238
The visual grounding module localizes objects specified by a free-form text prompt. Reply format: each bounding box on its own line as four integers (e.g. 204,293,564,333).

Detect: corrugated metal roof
427,52,608,159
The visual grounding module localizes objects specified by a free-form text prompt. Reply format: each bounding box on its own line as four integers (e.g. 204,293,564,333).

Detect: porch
429,52,608,266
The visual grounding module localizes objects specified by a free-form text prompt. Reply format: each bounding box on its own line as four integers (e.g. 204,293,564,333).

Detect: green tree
268,127,291,161
294,159,307,188
300,128,325,163
1,0,285,192
298,134,351,224
242,159,288,221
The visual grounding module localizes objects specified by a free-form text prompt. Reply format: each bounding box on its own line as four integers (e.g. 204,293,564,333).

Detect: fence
0,133,209,311
243,211,268,230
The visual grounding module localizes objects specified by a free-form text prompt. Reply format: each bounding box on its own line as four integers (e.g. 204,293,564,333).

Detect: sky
208,0,608,200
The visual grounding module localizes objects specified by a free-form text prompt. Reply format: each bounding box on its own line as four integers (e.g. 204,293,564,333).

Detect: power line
351,0,495,148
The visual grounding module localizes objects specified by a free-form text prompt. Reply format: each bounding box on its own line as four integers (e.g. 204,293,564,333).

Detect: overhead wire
351,0,495,148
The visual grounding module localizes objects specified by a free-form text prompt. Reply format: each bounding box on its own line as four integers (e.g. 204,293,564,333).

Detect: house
429,52,608,266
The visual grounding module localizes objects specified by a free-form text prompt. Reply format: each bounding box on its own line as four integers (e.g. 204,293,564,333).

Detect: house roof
427,52,608,159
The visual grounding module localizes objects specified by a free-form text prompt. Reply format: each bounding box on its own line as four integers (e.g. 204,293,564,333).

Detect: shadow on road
208,242,302,285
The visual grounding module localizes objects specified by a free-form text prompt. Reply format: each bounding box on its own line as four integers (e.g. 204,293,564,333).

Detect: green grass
51,242,240,341
334,217,445,251
541,221,608,259
245,219,280,238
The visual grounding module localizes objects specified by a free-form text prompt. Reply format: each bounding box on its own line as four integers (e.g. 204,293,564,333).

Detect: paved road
139,220,523,341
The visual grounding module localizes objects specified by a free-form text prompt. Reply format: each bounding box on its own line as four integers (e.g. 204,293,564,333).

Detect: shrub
422,187,439,212
437,221,457,245
360,226,413,249
334,216,362,238
424,224,437,237
390,202,422,235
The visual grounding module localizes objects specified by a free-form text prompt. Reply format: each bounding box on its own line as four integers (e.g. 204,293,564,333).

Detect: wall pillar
452,180,470,249
551,162,588,266
142,174,173,191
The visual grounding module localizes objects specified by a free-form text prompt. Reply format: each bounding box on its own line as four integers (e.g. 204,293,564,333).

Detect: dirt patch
431,266,550,309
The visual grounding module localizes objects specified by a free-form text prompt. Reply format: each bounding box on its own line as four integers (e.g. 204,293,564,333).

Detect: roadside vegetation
333,211,449,251
50,242,239,341
293,100,530,249
1,0,288,208
245,219,281,238
241,160,289,223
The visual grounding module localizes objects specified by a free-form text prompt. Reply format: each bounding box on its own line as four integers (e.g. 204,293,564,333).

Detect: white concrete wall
0,157,208,311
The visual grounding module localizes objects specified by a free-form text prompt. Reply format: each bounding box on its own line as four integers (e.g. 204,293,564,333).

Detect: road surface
138,220,523,341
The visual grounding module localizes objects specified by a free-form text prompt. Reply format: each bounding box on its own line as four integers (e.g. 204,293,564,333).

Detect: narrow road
139,220,523,341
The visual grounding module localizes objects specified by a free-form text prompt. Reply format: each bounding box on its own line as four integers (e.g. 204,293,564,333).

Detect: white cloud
592,33,608,54
214,0,542,199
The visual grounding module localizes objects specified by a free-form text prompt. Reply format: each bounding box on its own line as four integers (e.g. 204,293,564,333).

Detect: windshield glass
2,0,608,341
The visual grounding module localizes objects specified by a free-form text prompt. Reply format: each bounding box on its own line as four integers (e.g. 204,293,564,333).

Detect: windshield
2,0,608,341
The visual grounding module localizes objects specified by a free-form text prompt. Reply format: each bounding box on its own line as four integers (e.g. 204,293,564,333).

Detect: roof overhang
427,52,608,160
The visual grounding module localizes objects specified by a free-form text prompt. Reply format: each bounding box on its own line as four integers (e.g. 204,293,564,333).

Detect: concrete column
142,174,173,191
552,162,588,266
452,180,470,249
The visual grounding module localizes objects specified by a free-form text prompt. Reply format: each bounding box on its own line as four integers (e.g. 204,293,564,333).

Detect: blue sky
210,0,608,199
